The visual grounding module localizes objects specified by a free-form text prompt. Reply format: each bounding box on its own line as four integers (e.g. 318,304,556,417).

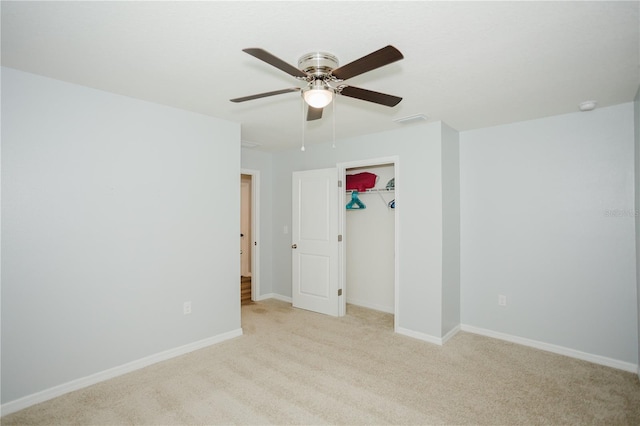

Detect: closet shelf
345,188,394,193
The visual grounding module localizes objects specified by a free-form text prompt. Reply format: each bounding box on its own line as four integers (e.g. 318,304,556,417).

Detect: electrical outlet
498,295,507,306
183,301,192,315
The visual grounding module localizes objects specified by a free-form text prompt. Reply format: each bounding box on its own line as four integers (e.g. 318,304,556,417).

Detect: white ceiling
2,1,639,151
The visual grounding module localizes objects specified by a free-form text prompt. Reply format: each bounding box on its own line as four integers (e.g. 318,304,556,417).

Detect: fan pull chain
300,96,306,152
332,94,336,149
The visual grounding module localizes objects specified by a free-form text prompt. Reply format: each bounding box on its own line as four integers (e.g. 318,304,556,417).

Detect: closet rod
345,188,394,193
345,188,394,208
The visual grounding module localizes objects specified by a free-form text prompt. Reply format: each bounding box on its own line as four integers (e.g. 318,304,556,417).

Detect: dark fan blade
307,106,323,121
331,45,403,81
230,88,300,103
339,86,402,107
243,48,308,78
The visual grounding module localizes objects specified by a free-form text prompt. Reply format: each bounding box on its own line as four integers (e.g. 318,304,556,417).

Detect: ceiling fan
230,45,404,121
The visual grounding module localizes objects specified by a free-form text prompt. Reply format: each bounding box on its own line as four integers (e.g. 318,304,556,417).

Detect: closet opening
339,158,398,330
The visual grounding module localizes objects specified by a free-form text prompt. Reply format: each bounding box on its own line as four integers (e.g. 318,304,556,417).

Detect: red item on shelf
346,172,377,192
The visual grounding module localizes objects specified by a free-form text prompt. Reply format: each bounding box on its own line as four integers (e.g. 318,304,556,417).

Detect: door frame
241,168,261,301
337,156,400,330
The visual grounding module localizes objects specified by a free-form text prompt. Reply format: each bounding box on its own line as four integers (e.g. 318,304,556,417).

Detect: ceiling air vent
393,114,428,124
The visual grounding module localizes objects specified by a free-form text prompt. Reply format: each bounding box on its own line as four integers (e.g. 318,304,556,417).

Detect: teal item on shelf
386,178,395,190
346,191,366,209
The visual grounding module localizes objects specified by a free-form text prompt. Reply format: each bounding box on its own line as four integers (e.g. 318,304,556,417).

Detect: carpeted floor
3,299,640,425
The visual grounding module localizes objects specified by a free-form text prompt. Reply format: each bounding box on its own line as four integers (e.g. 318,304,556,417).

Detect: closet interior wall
345,164,395,314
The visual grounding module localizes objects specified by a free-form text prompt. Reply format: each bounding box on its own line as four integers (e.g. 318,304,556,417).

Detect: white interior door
292,168,341,316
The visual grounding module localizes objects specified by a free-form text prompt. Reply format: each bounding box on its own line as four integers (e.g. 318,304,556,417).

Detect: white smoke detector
579,100,597,111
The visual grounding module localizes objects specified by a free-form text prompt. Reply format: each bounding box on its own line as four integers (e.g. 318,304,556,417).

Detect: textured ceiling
2,1,639,151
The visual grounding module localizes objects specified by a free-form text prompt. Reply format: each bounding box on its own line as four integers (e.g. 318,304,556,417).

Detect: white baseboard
256,293,292,303
461,324,638,373
441,324,461,344
1,328,243,416
395,327,444,345
395,324,461,346
346,298,394,314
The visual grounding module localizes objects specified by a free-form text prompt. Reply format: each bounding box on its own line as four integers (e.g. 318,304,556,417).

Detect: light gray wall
460,103,638,364
635,87,640,376
441,123,460,336
1,68,241,403
271,123,447,338
240,148,274,296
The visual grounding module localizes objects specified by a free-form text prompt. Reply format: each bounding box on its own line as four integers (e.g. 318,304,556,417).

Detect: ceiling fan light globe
303,89,334,108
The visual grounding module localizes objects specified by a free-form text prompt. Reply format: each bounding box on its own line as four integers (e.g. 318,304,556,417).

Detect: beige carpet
3,299,640,425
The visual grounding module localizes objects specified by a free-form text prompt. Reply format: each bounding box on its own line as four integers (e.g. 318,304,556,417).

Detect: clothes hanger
346,191,366,209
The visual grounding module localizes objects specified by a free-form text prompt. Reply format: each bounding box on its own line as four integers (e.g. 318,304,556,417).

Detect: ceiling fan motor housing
298,52,339,79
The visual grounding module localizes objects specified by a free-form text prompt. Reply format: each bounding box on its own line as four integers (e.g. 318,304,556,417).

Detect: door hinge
338,289,343,296
338,180,343,188
338,234,342,242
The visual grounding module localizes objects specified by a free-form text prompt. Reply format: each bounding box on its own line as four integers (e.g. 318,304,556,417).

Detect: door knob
291,244,297,249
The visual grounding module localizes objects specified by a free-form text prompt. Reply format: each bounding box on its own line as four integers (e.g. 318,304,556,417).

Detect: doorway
240,174,252,304
338,157,399,330
240,170,260,305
